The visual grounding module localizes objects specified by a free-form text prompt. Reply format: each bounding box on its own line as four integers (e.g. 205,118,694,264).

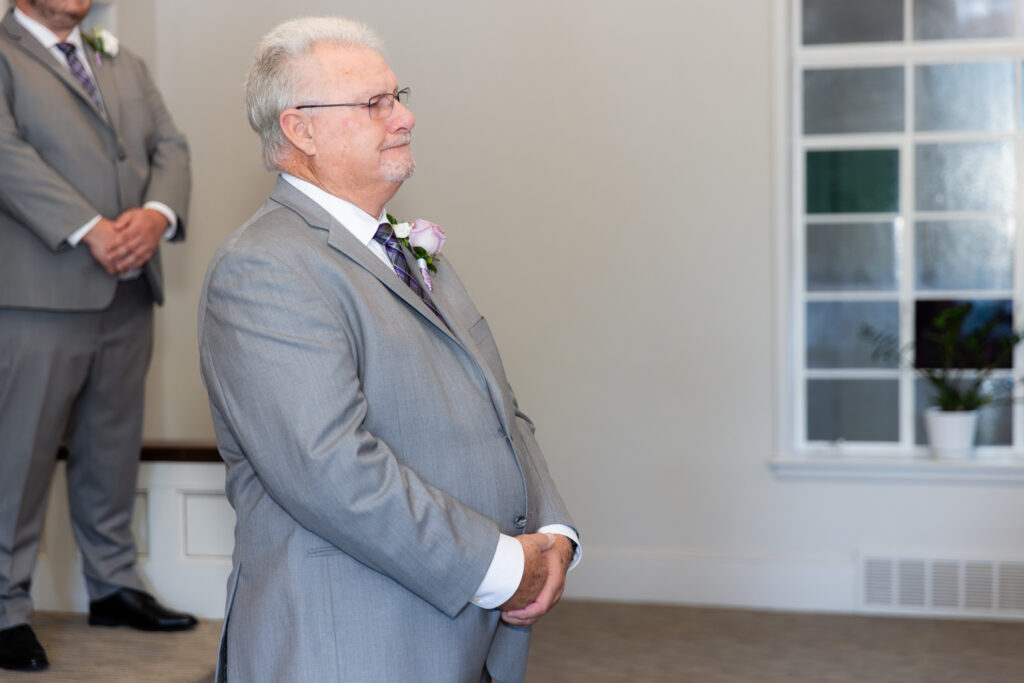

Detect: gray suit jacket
0,10,190,310
199,178,575,683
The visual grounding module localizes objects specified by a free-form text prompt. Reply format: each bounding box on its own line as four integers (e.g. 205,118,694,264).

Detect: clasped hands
499,533,573,627
81,208,169,275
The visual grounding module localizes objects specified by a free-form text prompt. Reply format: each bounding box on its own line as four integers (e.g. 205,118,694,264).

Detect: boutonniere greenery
82,27,119,65
387,213,446,291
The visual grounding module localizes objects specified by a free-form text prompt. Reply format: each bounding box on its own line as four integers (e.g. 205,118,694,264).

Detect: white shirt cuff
143,201,178,239
69,203,176,248
471,533,523,610
539,524,582,570
67,214,101,247
470,526,582,610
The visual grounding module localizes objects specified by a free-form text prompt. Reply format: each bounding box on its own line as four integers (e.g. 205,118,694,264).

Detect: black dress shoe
88,588,198,631
0,624,48,672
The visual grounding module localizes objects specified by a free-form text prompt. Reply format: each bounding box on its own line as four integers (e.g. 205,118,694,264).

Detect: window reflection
915,61,1013,131
915,0,1015,40
803,0,904,44
804,67,904,134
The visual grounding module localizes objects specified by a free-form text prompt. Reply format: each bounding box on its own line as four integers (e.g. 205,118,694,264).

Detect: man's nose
392,100,415,130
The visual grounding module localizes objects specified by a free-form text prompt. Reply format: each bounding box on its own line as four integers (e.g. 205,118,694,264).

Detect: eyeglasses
295,87,411,120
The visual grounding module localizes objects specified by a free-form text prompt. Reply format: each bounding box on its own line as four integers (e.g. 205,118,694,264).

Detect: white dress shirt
282,173,580,608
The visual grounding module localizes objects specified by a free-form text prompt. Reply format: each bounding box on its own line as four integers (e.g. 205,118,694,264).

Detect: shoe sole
88,614,196,631
0,659,49,671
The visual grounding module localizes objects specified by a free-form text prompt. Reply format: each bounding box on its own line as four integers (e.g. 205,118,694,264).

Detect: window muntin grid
793,0,1024,454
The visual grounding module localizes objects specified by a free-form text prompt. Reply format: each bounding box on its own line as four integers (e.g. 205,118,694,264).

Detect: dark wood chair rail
57,444,221,463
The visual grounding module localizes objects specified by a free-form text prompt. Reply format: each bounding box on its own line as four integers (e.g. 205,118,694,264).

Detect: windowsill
769,451,1024,483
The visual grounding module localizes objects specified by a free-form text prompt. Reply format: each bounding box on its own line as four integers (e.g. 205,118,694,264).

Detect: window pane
807,379,899,441
807,301,899,368
914,299,1015,369
804,67,905,134
915,61,1014,131
915,142,1014,211
915,378,1012,445
807,149,900,213
915,220,1013,290
914,0,1016,40
803,0,904,44
807,222,898,291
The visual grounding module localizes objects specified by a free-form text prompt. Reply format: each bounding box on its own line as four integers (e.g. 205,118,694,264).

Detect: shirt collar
281,173,387,247
13,7,84,52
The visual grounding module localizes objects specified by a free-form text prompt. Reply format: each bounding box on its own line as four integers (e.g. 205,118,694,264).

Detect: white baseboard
562,546,859,613
38,544,859,621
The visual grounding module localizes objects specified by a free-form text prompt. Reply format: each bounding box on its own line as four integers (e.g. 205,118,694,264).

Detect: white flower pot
924,408,979,459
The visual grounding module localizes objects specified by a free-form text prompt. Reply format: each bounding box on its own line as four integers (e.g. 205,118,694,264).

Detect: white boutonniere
82,27,119,66
387,214,446,292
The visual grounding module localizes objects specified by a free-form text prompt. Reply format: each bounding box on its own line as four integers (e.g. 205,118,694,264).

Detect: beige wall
140,0,776,537
122,0,1024,611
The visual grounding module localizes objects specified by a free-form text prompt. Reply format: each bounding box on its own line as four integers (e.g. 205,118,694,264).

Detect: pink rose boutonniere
387,214,446,292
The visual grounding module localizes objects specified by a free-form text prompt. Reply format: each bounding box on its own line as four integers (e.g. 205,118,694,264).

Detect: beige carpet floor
527,601,1024,682
2,611,217,681
3,601,1024,681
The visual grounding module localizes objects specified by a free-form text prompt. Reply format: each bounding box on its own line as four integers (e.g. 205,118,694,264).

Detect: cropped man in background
0,0,195,672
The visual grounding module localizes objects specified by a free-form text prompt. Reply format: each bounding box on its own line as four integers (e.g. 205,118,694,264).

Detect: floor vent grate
861,555,1024,618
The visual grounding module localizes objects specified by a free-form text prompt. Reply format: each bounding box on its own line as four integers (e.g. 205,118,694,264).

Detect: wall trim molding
57,443,220,462
769,454,1024,483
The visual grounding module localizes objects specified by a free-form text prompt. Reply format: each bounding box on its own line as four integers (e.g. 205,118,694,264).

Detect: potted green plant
864,302,1022,458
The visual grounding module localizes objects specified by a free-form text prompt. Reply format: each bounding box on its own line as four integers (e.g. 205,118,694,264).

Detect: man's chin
383,158,415,183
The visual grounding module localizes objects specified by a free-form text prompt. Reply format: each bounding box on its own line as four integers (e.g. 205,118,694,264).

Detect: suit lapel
380,217,514,431
330,224,460,344
269,178,458,344
374,242,515,432
424,268,515,432
1,13,109,123
83,42,117,128
268,178,514,430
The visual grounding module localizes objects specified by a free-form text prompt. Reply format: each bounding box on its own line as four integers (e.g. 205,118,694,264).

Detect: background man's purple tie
373,223,442,319
55,42,101,109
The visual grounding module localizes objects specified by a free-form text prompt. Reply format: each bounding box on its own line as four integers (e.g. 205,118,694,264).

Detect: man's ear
280,109,316,157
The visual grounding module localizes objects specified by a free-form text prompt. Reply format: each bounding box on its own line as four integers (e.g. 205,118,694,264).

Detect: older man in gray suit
0,0,196,672
199,16,579,683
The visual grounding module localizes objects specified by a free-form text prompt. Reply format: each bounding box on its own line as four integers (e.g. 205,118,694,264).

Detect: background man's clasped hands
82,207,168,274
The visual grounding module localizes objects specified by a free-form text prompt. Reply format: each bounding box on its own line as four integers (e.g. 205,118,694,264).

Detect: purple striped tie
373,223,442,319
55,42,101,109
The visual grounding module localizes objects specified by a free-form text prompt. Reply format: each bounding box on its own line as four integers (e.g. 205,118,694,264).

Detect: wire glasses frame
295,87,411,120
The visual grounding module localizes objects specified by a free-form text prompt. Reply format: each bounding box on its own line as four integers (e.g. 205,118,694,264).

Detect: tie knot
373,223,396,246
55,42,76,57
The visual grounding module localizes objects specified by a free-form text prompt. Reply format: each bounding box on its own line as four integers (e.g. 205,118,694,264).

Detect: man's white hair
244,16,382,171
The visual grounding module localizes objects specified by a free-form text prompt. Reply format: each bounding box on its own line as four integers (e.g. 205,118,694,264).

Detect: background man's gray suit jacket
0,10,190,310
199,178,575,683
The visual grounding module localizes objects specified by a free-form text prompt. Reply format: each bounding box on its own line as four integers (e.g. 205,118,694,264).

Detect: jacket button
514,515,527,529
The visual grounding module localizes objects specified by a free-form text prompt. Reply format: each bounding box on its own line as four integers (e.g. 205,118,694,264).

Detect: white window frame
771,0,1024,481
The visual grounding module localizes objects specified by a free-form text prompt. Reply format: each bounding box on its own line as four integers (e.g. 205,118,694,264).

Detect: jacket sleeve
0,54,99,249
198,242,500,619
130,54,190,238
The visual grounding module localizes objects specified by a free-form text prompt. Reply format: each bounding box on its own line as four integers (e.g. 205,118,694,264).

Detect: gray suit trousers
0,279,152,628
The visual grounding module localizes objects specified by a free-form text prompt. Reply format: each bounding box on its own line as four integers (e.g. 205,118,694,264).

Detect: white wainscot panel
33,462,233,620
184,493,235,557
